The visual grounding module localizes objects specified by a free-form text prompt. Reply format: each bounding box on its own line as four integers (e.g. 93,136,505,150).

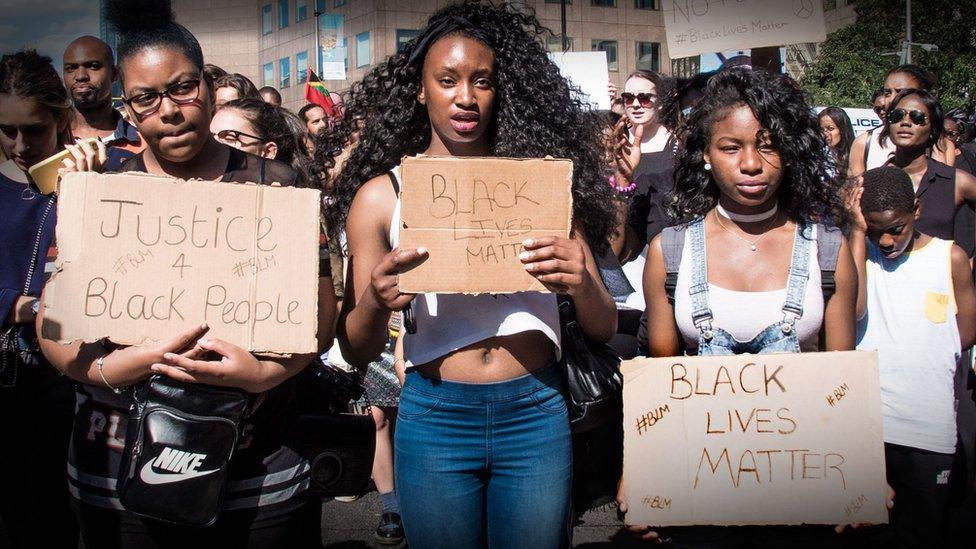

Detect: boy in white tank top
851,166,976,547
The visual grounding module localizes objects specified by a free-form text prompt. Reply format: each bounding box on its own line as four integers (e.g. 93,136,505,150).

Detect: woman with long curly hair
626,68,858,546
322,3,617,547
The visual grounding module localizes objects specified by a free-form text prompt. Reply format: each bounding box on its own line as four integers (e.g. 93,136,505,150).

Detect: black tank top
68,146,309,519
916,159,961,246
628,137,678,244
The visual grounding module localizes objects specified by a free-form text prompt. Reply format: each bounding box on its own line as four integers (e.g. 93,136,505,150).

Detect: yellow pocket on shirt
924,291,950,324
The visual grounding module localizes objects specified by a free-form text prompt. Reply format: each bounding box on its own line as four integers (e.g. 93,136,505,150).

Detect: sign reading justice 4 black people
397,156,573,294
42,172,321,354
621,351,888,526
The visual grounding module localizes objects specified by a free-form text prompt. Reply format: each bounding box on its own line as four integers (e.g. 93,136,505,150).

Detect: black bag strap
816,223,842,303
661,225,686,305
388,171,399,196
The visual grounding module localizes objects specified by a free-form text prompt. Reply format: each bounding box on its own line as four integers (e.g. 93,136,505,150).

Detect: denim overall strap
780,223,813,327
687,218,713,330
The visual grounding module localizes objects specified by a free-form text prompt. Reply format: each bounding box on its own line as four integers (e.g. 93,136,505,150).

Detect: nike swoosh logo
140,460,219,485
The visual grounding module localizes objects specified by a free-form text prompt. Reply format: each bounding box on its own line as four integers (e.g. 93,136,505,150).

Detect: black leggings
0,366,77,549
73,498,321,549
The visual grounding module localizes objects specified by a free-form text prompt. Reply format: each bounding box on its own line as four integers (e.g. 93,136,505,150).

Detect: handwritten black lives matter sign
43,172,321,353
621,351,887,526
397,156,572,294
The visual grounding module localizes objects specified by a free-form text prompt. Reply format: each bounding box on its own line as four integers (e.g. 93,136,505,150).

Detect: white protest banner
815,106,883,135
42,172,321,354
548,51,611,111
664,0,827,59
621,351,888,526
397,156,573,294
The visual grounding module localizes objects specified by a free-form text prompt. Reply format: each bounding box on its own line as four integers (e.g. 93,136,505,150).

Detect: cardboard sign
397,156,573,294
664,0,827,59
621,351,887,526
548,51,612,111
42,172,321,354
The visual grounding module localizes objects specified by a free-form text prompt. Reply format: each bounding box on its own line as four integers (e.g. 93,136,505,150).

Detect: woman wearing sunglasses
882,89,976,255
211,97,312,183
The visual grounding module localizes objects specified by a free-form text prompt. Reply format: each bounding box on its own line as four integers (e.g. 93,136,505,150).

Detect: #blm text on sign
42,172,321,354
397,156,573,294
621,351,888,526
663,0,827,59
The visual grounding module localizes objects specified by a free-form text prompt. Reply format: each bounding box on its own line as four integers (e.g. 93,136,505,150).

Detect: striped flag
304,68,336,116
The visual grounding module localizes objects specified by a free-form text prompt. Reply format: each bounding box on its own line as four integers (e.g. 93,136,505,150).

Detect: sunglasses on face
620,92,657,108
213,129,267,146
888,108,928,126
124,79,202,117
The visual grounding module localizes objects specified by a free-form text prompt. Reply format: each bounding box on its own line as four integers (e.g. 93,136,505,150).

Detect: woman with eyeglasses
211,97,312,183
37,2,334,547
881,89,976,257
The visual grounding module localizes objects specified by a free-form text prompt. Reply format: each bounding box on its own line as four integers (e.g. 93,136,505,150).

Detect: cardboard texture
43,172,321,354
397,156,573,294
663,0,827,59
621,351,888,526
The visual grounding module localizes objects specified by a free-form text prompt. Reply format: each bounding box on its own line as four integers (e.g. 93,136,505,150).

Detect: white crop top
387,166,561,368
673,226,824,352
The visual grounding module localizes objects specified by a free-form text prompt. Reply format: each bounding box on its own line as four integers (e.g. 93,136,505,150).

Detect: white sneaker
333,494,361,502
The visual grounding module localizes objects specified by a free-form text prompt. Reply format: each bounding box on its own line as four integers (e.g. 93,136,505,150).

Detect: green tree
802,0,976,112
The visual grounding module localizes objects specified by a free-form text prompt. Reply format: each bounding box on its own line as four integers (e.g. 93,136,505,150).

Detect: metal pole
314,9,322,75
905,0,912,64
560,0,568,52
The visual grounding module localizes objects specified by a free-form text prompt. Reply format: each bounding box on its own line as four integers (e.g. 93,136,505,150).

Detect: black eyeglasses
620,92,657,108
213,129,267,146
123,79,202,116
888,108,928,126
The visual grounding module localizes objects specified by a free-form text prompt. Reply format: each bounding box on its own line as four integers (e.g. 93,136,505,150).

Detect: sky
0,0,101,71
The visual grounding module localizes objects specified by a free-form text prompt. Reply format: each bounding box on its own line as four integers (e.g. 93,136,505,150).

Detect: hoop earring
704,162,712,171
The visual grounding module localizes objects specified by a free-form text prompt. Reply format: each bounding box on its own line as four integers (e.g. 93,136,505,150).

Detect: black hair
258,86,282,102
945,107,973,143
319,2,617,252
870,88,884,104
222,98,312,186
861,166,916,214
104,0,204,84
669,67,846,227
215,74,260,100
299,103,325,122
819,106,855,169
625,70,678,133
885,64,937,91
0,49,72,147
880,88,943,149
203,63,228,81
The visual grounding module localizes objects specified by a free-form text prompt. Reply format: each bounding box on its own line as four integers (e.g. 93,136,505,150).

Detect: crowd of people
1,1,975,548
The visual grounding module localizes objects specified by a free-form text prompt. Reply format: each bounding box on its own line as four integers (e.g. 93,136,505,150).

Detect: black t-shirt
69,145,310,519
628,138,678,245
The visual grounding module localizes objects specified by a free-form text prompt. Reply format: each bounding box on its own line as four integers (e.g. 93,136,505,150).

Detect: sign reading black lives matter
663,0,827,59
43,172,321,354
621,351,888,526
397,155,573,294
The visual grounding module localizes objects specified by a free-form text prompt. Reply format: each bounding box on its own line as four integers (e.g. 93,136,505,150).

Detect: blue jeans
394,365,572,549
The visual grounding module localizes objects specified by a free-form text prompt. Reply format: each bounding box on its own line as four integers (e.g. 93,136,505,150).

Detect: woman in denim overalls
620,68,860,547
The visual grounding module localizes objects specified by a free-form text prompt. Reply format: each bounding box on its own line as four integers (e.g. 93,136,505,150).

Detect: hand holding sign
520,236,589,296
375,247,429,311
152,337,270,393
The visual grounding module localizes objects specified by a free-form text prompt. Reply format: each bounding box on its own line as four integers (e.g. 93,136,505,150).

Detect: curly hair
668,67,847,228
861,166,915,215
319,1,616,253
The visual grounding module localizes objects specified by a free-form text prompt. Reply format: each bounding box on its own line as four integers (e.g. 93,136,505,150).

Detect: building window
261,4,273,35
297,51,309,83
279,57,291,88
635,0,658,9
296,0,307,22
592,39,618,71
278,0,289,29
316,0,325,12
591,0,615,6
636,41,660,72
343,37,349,72
335,0,346,7
262,63,274,87
545,0,571,3
546,36,574,52
356,32,370,68
396,29,420,53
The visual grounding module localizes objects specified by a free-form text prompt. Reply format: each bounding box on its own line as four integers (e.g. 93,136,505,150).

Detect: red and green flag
304,68,336,116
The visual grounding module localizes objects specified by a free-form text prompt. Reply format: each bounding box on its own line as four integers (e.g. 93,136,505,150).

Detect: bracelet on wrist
608,175,638,194
96,356,123,394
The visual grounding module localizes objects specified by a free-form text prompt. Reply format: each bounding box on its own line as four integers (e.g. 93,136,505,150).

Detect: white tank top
856,238,960,454
387,166,561,368
673,226,824,352
865,128,896,170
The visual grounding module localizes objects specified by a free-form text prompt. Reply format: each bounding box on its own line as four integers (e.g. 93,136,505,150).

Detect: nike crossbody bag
117,375,249,527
